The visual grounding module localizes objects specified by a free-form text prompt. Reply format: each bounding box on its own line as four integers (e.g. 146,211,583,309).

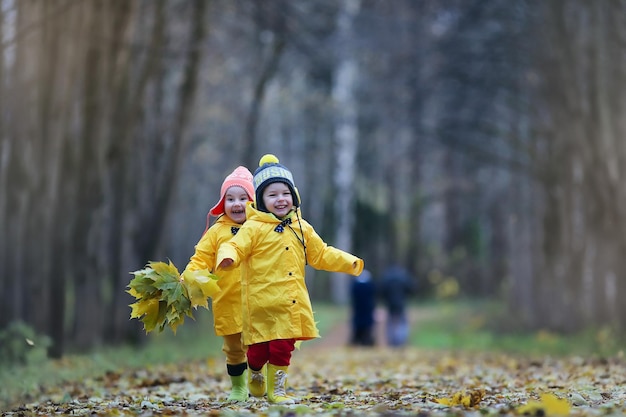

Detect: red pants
247,339,296,370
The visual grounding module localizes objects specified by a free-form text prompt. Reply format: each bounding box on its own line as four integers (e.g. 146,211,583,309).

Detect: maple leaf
129,298,161,333
127,275,159,297
165,308,187,334
516,393,571,416
148,259,180,279
156,277,186,306
126,287,141,299
169,296,192,321
436,389,485,408
182,269,220,309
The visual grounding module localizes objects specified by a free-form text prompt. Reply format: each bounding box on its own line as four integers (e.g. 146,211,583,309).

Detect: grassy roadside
408,299,624,358
1,311,222,411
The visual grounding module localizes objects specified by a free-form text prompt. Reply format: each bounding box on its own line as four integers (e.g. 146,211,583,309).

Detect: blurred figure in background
380,264,414,347
349,269,376,346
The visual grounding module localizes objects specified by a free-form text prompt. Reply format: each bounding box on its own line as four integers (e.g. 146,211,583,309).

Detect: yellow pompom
259,154,279,167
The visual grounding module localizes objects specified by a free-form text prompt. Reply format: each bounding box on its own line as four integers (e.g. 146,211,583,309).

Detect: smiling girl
183,165,254,403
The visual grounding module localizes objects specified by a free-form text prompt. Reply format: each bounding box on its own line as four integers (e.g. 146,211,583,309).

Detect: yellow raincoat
217,204,364,345
184,215,243,336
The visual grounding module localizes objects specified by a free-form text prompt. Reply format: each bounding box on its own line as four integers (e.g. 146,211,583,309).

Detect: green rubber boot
227,370,248,402
248,364,266,397
267,364,295,404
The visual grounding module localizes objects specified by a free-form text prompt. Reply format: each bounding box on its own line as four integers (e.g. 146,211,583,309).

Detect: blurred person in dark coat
349,269,376,346
380,264,414,347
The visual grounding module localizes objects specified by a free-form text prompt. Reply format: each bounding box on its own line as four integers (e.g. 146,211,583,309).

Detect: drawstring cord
288,211,307,265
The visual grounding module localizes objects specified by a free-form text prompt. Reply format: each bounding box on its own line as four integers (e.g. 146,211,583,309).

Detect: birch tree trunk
0,2,7,326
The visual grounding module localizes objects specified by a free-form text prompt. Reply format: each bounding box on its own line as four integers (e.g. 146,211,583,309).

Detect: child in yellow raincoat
183,166,254,402
217,154,364,404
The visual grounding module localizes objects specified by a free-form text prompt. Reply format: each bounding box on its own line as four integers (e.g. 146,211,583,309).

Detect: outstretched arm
305,223,364,275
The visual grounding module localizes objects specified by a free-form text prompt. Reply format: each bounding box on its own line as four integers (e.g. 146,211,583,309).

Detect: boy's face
262,182,293,218
224,186,250,224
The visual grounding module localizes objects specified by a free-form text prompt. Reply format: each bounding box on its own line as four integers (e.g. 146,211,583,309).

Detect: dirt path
313,306,424,348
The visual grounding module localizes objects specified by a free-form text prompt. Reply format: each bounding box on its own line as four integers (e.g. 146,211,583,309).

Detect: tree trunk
241,37,285,169
513,1,626,332
330,0,361,304
104,0,161,344
70,1,107,350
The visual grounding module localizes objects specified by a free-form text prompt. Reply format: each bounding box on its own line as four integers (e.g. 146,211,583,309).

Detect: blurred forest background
1,0,625,359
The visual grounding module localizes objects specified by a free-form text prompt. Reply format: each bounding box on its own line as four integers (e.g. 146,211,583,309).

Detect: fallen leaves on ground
3,347,625,416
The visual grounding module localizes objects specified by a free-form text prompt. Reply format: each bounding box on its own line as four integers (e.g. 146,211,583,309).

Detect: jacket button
289,272,293,276
292,300,296,303
285,247,289,250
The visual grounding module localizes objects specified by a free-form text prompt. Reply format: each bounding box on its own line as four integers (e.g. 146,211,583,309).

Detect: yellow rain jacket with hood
185,215,244,336
217,204,364,346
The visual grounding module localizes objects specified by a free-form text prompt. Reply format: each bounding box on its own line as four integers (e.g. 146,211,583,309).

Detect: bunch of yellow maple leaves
127,260,220,334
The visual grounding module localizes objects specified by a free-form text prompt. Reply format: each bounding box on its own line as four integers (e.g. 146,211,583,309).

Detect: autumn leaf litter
4,346,625,416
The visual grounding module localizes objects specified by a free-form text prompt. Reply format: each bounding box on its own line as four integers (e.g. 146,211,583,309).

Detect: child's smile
224,186,250,224
262,182,294,218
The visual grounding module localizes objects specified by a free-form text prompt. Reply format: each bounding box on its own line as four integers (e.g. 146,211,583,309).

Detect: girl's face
224,186,250,224
262,182,293,218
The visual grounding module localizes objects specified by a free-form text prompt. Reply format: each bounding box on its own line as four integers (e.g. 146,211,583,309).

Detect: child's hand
218,258,234,269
